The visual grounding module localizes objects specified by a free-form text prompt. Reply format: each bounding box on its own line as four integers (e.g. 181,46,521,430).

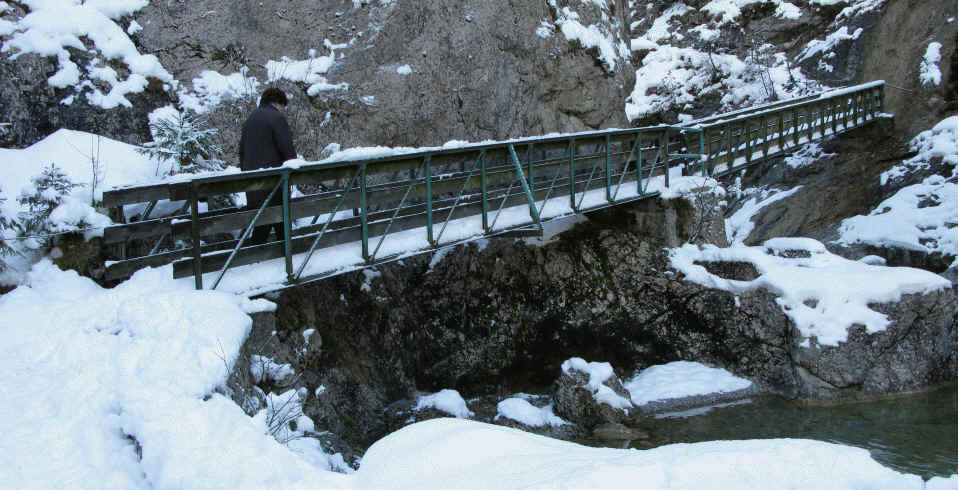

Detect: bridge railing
691,81,885,176
103,126,700,288
100,81,885,290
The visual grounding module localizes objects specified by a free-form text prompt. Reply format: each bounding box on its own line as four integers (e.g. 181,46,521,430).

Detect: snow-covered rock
553,357,635,428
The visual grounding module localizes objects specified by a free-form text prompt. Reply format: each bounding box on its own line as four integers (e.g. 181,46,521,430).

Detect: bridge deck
100,81,886,294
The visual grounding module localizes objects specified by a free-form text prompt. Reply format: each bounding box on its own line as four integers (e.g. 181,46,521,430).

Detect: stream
626,383,958,480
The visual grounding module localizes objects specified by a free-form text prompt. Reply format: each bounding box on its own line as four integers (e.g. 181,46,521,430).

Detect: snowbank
0,261,348,490
0,129,157,206
415,389,474,418
0,129,162,284
670,238,952,345
267,40,349,95
495,398,569,427
625,361,752,406
0,250,946,489
353,418,923,489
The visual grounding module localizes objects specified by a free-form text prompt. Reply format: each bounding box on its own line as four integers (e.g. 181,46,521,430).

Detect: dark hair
260,87,288,107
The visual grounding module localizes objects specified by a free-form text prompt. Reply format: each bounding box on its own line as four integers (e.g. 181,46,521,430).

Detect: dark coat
239,104,297,172
239,105,297,208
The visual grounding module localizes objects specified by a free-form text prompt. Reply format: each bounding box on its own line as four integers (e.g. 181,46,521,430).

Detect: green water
632,383,958,480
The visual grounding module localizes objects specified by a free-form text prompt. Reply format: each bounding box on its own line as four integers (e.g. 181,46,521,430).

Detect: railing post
726,123,733,169
761,115,768,160
481,151,489,232
527,143,534,190
282,172,293,280
569,138,577,212
636,133,644,194
855,94,862,126
843,96,849,129
778,112,784,152
189,183,203,290
807,105,813,142
792,109,799,146
830,98,838,134
605,134,613,202
700,130,708,177
662,129,670,188
425,156,434,246
745,121,752,163
819,101,826,137
360,163,370,261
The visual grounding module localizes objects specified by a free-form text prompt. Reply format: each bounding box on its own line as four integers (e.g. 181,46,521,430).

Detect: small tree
89,134,104,206
0,190,17,271
17,164,81,247
139,109,224,176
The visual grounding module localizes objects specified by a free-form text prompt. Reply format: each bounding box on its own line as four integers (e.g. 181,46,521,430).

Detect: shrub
139,109,224,176
0,190,17,271
17,164,81,247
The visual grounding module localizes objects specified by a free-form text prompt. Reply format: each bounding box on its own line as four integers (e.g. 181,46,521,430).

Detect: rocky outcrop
239,191,957,453
0,52,167,149
132,0,634,158
793,289,958,398
552,361,634,428
734,120,906,246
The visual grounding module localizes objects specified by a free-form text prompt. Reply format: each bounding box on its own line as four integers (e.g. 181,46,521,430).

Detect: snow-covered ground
354,418,928,490
4,260,951,489
625,361,753,406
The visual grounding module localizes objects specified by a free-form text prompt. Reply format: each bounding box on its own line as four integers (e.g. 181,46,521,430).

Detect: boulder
552,358,635,428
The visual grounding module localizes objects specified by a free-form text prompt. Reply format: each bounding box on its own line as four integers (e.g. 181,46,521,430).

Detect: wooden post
830,99,838,134
189,185,203,290
761,115,769,160
704,129,712,175
792,109,799,146
661,130,670,188
726,123,734,170
778,113,785,151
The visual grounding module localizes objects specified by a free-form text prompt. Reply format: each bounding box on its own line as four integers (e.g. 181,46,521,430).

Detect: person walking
239,87,297,245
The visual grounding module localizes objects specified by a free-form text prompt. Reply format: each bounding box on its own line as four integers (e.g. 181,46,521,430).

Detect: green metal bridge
101,81,886,293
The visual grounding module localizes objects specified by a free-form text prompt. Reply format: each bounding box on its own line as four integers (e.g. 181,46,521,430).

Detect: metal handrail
99,81,886,289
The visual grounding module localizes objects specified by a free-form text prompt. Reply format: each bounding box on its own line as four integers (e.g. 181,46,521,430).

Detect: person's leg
272,221,285,242
246,190,271,246
249,224,271,245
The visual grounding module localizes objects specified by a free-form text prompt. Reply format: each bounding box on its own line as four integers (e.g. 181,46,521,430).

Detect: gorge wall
235,190,957,452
